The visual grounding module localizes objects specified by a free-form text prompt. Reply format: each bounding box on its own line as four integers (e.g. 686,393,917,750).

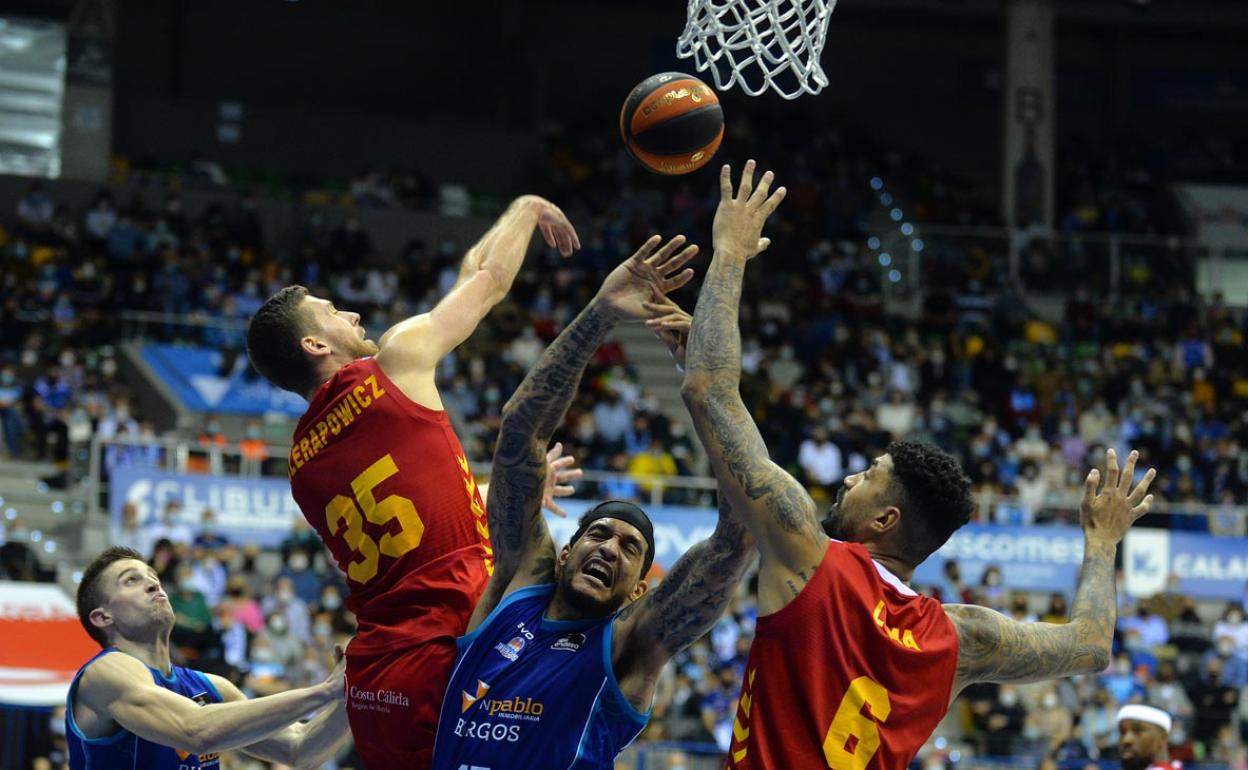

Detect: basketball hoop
677,0,836,100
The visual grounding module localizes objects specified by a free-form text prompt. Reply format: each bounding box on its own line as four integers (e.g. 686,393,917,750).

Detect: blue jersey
431,584,650,770
66,648,224,770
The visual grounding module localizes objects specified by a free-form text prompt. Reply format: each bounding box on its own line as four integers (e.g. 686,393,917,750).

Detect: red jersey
289,358,492,655
728,540,958,770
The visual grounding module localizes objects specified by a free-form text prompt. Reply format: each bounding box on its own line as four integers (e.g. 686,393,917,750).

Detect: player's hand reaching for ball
529,197,581,257
642,296,692,371
543,442,583,518
713,160,786,260
595,234,698,322
1080,448,1155,547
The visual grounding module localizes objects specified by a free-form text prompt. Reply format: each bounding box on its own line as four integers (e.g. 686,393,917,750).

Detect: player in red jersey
1118,705,1183,770
245,195,582,769
670,161,1158,769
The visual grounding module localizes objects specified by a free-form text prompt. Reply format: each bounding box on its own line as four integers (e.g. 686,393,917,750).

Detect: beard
821,486,849,539
345,334,378,359
554,562,626,618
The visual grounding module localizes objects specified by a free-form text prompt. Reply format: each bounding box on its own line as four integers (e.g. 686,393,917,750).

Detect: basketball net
677,0,836,100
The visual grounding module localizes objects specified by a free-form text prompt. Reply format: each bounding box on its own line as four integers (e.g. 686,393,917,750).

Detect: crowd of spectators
3,118,1248,768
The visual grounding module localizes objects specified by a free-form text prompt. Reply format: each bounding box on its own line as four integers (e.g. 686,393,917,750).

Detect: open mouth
581,559,614,589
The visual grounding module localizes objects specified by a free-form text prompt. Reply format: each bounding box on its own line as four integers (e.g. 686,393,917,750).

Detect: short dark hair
77,546,144,648
246,285,314,394
568,501,656,577
885,440,974,564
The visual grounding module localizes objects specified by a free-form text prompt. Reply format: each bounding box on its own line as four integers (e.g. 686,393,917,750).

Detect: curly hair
885,440,974,564
246,285,314,395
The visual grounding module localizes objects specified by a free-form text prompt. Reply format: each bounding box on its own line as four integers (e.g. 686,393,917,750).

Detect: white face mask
288,554,310,572
1042,693,1058,709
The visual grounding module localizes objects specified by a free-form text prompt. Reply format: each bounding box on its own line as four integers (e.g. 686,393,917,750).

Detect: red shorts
345,637,458,770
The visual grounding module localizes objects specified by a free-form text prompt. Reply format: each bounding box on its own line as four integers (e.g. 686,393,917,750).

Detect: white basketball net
677,0,836,100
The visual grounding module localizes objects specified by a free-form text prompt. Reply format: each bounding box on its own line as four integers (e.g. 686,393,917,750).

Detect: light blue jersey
67,648,224,770
431,584,650,770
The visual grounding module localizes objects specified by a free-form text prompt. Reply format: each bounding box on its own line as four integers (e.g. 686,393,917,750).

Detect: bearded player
432,235,755,769
246,195,580,768
670,161,1157,769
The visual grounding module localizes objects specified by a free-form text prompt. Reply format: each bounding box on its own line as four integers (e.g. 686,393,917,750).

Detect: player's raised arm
468,234,698,630
944,449,1156,694
75,645,344,757
613,490,753,682
678,161,825,608
376,194,580,373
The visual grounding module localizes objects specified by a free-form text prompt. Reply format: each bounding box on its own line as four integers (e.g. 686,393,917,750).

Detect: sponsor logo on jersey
550,632,585,652
462,680,492,713
482,695,544,719
494,636,526,661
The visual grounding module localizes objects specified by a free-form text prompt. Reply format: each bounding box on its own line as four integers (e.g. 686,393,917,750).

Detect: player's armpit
612,495,754,705
944,603,1110,693
376,269,501,374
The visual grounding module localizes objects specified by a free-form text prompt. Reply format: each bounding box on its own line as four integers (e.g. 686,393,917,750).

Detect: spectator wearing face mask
1120,604,1170,649
1102,652,1147,704
1081,687,1120,758
192,508,229,550
1122,629,1159,677
1169,598,1210,654
1147,662,1193,724
1024,687,1074,754
261,575,311,643
1188,656,1240,749
279,549,322,606
1211,603,1248,654
148,499,194,547
222,575,265,633
168,563,217,656
981,685,1027,756
1202,634,1248,689
186,548,228,607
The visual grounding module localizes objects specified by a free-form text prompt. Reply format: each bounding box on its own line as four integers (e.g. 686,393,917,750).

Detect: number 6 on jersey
824,676,892,770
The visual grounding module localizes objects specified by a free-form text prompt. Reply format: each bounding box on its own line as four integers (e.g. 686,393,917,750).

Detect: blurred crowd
2,120,1247,768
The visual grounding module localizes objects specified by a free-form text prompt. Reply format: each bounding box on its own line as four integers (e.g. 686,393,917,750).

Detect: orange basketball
620,72,724,175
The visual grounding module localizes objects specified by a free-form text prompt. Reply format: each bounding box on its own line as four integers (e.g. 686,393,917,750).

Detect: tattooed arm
945,449,1156,695
466,235,699,632
677,162,825,614
612,493,754,711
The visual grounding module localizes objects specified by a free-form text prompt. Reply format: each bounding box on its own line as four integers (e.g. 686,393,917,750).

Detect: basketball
620,72,724,175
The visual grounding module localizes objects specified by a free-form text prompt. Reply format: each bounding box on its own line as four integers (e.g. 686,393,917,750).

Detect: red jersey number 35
325,453,424,583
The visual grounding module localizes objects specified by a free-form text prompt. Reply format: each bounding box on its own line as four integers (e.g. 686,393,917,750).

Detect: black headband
568,500,656,576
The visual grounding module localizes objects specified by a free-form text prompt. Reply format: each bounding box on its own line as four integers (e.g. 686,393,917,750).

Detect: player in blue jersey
430,235,756,770
67,546,351,770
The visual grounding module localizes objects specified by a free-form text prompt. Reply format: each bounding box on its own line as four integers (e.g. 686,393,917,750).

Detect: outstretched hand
642,296,691,370
1080,448,1156,547
713,160,786,260
533,199,581,257
596,234,698,322
543,442,583,518
324,643,347,700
